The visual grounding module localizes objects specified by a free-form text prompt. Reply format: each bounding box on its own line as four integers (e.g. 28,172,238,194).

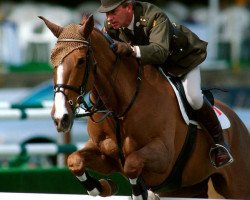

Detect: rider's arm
136,11,172,65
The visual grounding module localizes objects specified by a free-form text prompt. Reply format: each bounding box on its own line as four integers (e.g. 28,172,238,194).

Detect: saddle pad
166,76,231,130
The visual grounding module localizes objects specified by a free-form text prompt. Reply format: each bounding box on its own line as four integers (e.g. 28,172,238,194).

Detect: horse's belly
181,132,214,186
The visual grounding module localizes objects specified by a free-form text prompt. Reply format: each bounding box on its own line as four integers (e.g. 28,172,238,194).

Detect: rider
98,0,233,168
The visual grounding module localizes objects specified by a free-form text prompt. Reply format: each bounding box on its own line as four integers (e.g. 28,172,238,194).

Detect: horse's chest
123,137,139,155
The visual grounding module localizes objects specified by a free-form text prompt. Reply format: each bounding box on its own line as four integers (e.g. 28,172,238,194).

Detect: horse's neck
91,30,138,113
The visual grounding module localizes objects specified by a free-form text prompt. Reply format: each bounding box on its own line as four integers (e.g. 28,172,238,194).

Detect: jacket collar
127,14,134,31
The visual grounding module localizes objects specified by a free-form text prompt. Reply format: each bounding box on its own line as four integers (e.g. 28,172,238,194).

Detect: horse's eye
77,58,86,66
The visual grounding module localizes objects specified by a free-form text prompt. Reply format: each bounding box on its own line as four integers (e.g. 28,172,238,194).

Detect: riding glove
113,41,134,57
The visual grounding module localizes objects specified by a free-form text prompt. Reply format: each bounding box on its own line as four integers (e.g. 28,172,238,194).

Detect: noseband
54,38,96,111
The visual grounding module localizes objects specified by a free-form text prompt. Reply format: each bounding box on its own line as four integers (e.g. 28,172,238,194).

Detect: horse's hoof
99,179,118,197
148,190,160,200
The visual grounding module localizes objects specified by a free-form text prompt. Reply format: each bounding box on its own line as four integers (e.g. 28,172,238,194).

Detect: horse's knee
67,152,85,176
124,153,144,179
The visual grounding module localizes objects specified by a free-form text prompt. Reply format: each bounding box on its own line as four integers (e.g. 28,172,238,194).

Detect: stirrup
209,144,234,169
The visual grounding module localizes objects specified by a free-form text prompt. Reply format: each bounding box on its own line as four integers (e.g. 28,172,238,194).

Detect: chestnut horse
40,15,250,199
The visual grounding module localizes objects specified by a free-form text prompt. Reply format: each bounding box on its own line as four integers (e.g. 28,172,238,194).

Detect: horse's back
215,99,250,150
212,100,250,198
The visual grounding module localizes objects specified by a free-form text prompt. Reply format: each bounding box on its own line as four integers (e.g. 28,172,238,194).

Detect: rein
109,64,142,166
101,32,142,119
117,64,142,119
99,32,142,166
75,32,142,122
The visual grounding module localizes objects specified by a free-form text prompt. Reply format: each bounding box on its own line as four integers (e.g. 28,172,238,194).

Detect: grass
8,62,52,73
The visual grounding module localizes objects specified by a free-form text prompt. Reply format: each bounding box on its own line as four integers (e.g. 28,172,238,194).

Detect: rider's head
98,0,134,29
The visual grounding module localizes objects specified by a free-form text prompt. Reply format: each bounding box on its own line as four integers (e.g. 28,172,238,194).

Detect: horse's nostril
62,114,70,127
62,114,69,122
53,114,71,133
54,119,59,127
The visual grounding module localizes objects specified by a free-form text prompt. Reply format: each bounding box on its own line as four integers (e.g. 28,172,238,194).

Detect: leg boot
196,98,234,168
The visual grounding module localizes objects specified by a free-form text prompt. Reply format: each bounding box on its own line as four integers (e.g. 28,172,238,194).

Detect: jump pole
0,193,131,200
0,193,213,200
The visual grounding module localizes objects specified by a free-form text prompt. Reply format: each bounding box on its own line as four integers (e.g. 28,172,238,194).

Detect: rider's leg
181,67,203,110
182,67,233,168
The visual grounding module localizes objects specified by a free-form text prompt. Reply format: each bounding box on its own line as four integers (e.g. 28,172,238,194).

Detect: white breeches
181,66,204,110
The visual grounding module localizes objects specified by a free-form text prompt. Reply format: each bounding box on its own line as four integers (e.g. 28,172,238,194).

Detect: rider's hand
113,41,134,57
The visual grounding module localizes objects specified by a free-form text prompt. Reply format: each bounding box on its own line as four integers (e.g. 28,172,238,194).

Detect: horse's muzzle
53,113,72,133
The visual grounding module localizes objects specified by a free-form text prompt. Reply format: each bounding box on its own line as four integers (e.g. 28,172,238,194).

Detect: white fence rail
0,101,52,119
0,108,51,119
0,193,131,200
0,143,85,156
0,101,88,120
0,193,210,200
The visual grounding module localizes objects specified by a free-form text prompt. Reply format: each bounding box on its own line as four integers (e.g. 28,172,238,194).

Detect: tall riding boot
196,98,234,168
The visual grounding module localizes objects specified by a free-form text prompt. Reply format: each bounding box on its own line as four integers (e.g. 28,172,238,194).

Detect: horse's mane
91,27,114,50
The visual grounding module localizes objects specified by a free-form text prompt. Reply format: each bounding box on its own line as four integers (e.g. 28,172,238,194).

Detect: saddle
151,68,230,192
159,68,230,130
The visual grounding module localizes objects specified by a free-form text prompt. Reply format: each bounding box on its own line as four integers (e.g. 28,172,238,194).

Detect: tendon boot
196,98,234,168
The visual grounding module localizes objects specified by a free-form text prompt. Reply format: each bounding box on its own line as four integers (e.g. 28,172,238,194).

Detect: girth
151,75,198,192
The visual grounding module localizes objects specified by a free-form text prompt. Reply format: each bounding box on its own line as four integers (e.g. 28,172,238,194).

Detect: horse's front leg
67,139,120,197
124,138,173,200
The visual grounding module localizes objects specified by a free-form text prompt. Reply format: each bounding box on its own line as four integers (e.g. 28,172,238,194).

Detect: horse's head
40,15,95,133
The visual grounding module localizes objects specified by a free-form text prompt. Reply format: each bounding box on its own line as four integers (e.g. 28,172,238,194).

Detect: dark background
6,0,239,11
7,0,211,8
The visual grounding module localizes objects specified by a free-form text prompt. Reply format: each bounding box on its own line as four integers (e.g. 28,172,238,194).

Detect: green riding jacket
104,1,207,77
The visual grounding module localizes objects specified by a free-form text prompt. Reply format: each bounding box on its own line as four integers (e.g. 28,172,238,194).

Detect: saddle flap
159,68,231,130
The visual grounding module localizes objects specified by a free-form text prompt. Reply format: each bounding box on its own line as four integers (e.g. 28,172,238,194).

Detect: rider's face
106,4,133,29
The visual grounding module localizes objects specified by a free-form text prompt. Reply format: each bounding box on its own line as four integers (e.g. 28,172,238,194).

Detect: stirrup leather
209,144,234,168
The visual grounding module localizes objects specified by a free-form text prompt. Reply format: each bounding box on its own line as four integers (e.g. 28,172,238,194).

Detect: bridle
53,32,142,166
53,33,142,122
53,38,96,112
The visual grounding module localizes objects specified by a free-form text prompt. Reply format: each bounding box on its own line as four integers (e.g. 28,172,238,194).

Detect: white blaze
54,64,68,119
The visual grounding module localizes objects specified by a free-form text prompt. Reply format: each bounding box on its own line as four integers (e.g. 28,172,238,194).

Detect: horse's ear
38,16,63,38
80,15,89,25
79,14,94,38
